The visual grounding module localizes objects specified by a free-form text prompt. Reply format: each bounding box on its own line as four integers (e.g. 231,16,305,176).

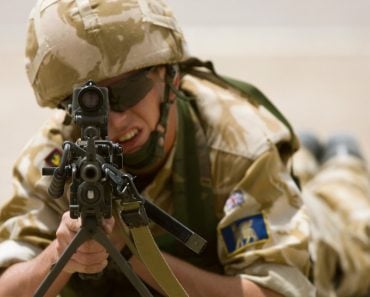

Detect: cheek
107,111,126,130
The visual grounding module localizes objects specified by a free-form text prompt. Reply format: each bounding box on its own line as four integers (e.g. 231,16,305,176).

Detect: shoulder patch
44,148,62,167
220,213,269,255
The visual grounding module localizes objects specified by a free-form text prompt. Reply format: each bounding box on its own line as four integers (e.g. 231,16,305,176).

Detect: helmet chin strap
122,65,176,175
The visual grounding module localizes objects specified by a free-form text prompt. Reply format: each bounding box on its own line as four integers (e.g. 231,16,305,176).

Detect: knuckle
55,228,63,239
72,250,108,266
77,240,102,253
80,260,108,274
55,240,64,255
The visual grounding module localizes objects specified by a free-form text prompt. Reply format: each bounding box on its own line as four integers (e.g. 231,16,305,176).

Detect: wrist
47,240,73,277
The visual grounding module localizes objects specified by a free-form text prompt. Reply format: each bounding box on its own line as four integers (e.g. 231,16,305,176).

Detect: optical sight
71,80,109,139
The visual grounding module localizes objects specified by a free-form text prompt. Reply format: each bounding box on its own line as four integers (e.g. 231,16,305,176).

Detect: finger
101,216,115,234
109,225,126,251
64,258,109,274
77,240,105,253
55,213,80,254
55,225,72,248
63,213,81,233
71,250,109,266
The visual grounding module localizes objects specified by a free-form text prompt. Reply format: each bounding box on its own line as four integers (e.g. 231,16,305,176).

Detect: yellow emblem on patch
219,213,269,256
44,148,63,167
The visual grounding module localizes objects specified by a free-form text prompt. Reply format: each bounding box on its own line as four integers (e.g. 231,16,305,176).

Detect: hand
55,211,115,274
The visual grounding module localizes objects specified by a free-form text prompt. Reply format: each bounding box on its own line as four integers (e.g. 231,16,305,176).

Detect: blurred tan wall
1,1,369,202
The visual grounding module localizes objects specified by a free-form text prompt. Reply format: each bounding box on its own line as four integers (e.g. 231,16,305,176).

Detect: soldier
293,133,370,297
0,0,316,296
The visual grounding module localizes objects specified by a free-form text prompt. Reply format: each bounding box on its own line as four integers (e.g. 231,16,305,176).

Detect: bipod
33,214,153,297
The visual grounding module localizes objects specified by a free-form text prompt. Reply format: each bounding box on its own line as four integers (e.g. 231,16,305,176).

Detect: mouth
118,128,139,143
116,128,142,153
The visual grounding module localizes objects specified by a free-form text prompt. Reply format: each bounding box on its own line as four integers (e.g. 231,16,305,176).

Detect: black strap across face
59,67,155,113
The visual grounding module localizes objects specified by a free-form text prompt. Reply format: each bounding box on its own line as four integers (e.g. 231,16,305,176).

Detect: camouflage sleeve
0,110,70,269
217,145,315,297
300,154,370,297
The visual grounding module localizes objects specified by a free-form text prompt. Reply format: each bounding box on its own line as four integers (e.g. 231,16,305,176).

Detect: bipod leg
33,225,92,297
91,227,153,297
33,216,152,297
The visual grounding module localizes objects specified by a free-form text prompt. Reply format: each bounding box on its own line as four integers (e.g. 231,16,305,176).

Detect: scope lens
79,89,102,111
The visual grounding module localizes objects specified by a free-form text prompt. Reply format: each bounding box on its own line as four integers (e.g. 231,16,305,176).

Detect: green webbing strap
172,98,216,237
114,202,188,297
179,57,299,151
117,201,188,297
156,96,220,271
130,226,188,297
224,76,296,142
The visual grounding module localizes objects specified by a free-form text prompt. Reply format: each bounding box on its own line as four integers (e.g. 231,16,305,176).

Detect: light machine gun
34,81,207,297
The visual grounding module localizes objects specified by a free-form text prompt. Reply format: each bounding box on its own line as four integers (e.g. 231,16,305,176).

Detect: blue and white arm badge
220,213,269,255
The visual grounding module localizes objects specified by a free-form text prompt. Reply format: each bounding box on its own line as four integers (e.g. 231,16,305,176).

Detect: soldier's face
105,67,174,155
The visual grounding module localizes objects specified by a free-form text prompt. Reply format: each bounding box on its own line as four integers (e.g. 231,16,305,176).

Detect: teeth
119,128,139,142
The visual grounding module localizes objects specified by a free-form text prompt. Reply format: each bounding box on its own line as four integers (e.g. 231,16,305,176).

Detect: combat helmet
25,0,189,108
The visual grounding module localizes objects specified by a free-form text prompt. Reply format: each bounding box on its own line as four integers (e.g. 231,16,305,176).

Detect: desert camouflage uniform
1,0,315,296
293,147,370,297
0,73,315,296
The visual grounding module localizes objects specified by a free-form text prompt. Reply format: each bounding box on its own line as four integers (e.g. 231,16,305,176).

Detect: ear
166,65,181,101
172,70,181,88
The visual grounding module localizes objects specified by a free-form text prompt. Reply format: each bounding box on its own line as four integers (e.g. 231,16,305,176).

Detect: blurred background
1,0,369,200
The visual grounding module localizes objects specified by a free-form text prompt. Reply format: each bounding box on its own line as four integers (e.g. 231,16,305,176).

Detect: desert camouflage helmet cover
25,0,189,108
